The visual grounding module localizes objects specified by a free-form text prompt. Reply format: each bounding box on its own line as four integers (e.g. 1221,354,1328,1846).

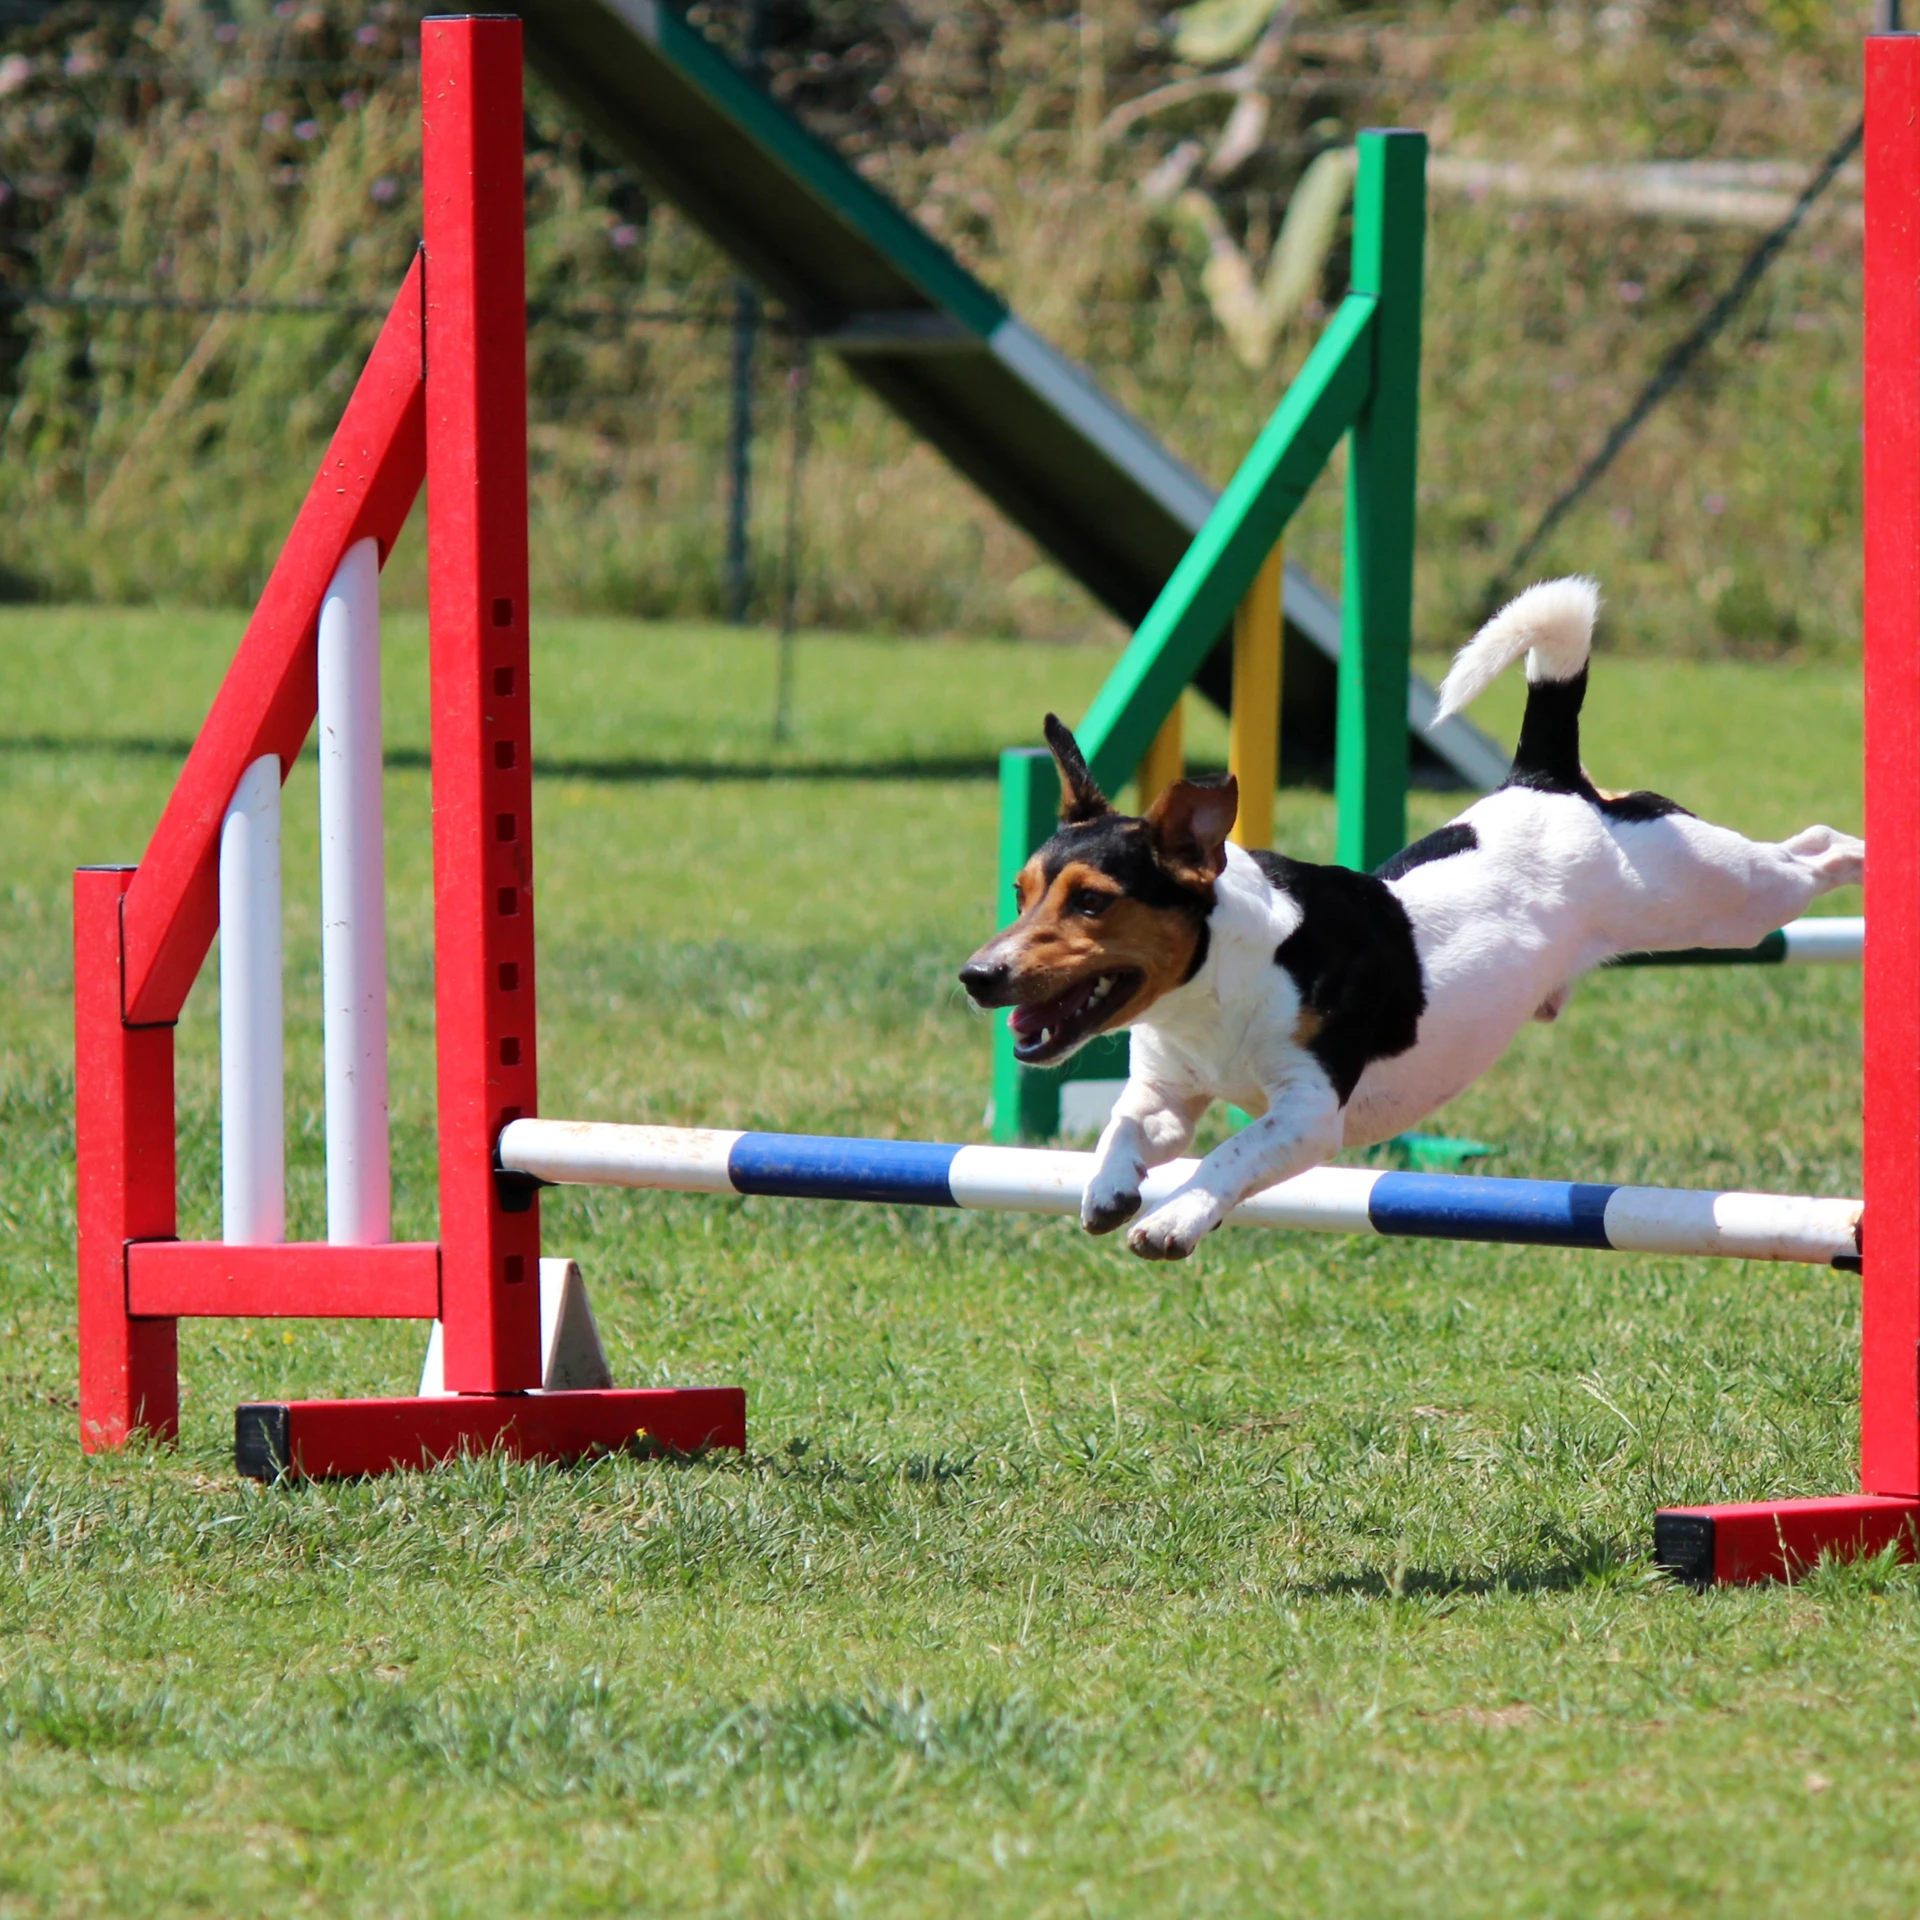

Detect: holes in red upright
504,1254,525,1285
494,740,516,770
500,1037,521,1066
493,597,513,627
497,887,518,916
496,812,516,842
493,667,514,696
498,961,520,991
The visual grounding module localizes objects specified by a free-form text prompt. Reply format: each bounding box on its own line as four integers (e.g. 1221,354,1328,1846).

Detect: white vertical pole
221,754,285,1245
318,535,392,1246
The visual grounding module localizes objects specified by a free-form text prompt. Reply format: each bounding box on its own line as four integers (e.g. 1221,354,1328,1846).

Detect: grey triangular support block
418,1256,613,1396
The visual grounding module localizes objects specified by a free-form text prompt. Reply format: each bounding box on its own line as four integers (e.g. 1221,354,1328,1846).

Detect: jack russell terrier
958,578,1863,1261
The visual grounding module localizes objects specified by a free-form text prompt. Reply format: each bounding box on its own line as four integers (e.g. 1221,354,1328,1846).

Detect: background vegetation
0,0,1875,653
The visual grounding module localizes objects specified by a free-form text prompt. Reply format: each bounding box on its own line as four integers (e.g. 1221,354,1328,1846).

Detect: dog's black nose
959,958,1010,1006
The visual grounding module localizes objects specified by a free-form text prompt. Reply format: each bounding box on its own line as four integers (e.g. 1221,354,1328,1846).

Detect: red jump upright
71,16,743,1480
1652,33,1920,1584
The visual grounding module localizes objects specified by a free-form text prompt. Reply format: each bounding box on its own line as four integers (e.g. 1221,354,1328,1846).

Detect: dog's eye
1070,889,1112,917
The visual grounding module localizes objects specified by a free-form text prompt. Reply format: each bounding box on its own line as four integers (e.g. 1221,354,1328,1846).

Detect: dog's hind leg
1605,814,1864,955
1781,823,1866,890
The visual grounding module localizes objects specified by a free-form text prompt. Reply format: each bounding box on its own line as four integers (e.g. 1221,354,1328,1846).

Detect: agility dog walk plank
513,0,1505,790
498,1122,1864,1270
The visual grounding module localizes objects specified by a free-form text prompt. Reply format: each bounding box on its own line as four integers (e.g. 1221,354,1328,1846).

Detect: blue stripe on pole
1368,1172,1617,1248
727,1133,961,1207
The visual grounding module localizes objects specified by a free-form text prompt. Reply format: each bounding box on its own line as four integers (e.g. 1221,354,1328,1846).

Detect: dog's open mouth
1008,970,1141,1065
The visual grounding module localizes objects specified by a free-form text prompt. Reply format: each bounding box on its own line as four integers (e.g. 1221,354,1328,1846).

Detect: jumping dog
958,578,1864,1261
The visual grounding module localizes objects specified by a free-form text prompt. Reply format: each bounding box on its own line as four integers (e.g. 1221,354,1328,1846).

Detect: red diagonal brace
120,258,426,1027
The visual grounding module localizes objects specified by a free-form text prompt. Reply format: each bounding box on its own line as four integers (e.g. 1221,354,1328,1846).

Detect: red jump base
235,1387,747,1481
1654,1495,1920,1586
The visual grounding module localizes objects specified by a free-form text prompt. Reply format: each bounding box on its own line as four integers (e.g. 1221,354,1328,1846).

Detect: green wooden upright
988,129,1427,1141
992,747,1068,1141
1336,130,1426,873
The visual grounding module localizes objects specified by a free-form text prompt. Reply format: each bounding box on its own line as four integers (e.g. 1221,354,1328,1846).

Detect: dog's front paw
1125,1189,1221,1261
1081,1183,1142,1235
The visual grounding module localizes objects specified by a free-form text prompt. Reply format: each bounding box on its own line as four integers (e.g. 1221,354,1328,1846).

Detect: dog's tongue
1010,979,1095,1038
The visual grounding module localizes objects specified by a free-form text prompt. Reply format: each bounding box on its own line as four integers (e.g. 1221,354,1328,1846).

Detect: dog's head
958,714,1238,1066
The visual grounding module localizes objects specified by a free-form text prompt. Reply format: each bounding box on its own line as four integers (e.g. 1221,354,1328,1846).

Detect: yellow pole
1136,699,1184,813
1228,542,1284,848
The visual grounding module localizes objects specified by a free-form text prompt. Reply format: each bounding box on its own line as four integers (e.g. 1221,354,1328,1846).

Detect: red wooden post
68,15,745,1478
1653,39,1920,1582
73,867,178,1446
1862,32,1920,1499
422,16,543,1392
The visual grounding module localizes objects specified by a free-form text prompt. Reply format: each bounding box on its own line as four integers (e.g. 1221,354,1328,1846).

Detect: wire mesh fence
0,0,1876,658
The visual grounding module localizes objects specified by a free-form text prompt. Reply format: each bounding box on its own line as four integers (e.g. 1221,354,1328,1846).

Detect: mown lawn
0,606,1903,1917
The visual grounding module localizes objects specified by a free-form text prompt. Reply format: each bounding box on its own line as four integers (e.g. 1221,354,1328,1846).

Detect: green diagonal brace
1075,293,1376,792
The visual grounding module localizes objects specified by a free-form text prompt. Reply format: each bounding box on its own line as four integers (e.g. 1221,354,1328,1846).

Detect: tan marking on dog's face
1291,1008,1325,1048
997,857,1201,1027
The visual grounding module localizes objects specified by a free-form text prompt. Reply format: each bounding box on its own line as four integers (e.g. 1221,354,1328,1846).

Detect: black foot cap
236,1404,292,1482
1653,1512,1715,1588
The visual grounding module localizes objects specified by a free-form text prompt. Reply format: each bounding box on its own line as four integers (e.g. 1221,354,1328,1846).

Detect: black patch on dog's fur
1504,669,1589,795
1374,821,1479,882
1181,923,1210,984
1502,667,1693,822
1252,852,1427,1102
1594,788,1691,822
1039,816,1213,917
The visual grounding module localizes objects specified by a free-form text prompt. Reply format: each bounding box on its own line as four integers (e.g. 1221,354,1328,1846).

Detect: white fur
1434,575,1600,721
1083,593,1863,1261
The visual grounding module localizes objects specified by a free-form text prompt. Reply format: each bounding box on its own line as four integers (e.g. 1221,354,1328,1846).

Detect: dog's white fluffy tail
1433,577,1600,722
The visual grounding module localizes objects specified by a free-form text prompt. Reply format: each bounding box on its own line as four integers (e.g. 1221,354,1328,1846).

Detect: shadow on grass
0,734,1001,783
1296,1533,1649,1600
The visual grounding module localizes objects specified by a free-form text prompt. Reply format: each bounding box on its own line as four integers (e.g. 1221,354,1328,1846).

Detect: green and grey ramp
518,0,1506,791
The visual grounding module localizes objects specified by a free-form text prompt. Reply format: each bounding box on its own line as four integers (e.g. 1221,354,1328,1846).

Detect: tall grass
0,0,1878,653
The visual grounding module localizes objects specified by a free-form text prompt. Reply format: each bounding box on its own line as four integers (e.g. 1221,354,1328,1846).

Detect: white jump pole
1781,916,1864,962
220,754,285,1245
317,536,391,1246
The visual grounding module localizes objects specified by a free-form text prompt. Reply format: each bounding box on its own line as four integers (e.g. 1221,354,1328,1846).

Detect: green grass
0,607,1901,1916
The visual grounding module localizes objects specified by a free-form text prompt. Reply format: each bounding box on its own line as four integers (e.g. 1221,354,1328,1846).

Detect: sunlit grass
0,609,1898,1917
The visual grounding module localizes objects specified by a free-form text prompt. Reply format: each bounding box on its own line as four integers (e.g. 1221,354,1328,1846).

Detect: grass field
0,607,1905,1916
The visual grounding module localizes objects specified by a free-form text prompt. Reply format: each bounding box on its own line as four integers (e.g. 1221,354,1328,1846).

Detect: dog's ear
1043,712,1111,825
1146,775,1238,883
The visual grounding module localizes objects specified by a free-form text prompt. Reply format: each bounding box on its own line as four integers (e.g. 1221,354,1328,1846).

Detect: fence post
1229,542,1284,848
1336,129,1425,873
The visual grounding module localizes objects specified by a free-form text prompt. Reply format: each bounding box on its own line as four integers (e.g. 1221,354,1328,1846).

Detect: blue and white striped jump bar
497,1121,1863,1267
